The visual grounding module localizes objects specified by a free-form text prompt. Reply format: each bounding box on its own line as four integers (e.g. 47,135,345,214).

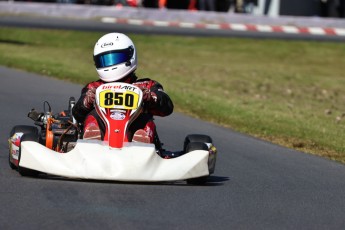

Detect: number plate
97,86,140,109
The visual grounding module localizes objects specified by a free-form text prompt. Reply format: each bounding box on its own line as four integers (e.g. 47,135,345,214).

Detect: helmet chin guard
93,33,137,82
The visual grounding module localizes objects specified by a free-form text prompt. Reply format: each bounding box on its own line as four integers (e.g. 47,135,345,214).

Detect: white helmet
93,33,137,82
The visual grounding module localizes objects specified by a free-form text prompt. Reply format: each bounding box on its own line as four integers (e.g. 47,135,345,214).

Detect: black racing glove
83,88,96,109
141,87,151,102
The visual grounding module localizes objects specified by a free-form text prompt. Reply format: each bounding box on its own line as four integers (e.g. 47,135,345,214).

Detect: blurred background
5,0,345,18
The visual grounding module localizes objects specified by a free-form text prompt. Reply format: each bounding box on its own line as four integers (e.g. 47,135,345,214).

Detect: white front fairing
19,140,210,182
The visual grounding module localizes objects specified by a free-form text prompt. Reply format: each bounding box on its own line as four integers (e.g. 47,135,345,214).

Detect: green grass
1,27,345,162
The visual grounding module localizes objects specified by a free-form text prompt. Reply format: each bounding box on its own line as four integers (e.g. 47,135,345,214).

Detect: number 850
100,91,139,109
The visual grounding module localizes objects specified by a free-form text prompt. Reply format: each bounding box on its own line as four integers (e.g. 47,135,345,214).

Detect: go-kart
8,82,217,184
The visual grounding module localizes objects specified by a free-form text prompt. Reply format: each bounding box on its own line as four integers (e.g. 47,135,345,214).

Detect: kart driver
72,33,174,147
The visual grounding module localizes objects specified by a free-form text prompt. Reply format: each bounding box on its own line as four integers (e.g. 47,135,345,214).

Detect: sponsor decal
110,111,126,120
120,85,137,91
101,42,113,48
12,133,23,146
11,147,19,160
101,84,137,92
102,84,121,90
10,133,23,160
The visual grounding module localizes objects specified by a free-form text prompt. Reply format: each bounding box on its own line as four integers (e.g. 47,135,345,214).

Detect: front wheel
185,142,209,185
9,125,39,169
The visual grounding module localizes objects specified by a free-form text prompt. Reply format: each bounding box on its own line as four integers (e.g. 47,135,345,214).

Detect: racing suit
72,73,174,146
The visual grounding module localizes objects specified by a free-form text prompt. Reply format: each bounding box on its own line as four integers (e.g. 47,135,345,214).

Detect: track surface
1,67,345,229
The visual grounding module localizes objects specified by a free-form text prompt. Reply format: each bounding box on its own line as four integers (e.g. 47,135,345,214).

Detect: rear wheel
9,125,39,137
9,125,38,170
183,134,212,153
18,133,40,177
185,142,209,185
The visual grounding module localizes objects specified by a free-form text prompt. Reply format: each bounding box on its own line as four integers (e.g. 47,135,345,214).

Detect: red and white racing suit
72,73,174,146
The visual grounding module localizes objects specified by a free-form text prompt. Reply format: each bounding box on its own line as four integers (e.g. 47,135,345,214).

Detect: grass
1,27,345,163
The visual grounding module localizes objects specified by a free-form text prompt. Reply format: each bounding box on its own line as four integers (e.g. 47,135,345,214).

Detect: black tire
9,125,39,137
18,133,40,177
185,142,209,185
9,154,16,170
183,134,212,153
9,125,39,170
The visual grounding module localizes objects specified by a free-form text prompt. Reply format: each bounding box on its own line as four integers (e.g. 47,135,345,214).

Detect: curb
102,17,345,37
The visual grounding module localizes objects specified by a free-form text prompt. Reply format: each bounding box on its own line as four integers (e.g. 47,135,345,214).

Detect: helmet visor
94,46,134,69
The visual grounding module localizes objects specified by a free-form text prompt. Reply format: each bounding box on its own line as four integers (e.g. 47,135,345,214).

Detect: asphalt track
1,66,345,229
1,16,345,229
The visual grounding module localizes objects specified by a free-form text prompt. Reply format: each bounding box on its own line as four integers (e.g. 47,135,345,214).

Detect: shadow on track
12,170,230,187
